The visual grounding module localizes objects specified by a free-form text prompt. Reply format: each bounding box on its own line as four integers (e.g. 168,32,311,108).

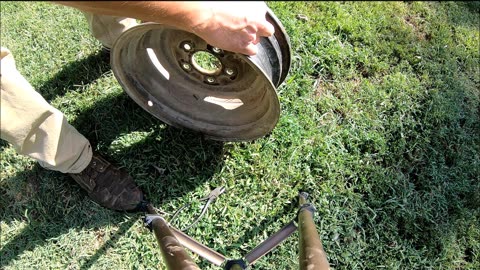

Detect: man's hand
188,2,275,56
54,1,275,56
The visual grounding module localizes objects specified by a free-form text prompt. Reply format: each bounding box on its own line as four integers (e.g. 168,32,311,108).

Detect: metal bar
244,221,298,265
147,204,201,270
171,226,227,266
298,192,330,270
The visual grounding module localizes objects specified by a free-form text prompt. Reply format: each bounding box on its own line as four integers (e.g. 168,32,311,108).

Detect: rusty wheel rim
111,11,291,141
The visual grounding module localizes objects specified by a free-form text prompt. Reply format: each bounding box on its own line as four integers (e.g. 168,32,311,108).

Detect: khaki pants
0,13,137,173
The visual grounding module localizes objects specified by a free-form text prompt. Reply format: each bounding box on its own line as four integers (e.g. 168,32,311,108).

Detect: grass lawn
1,1,479,269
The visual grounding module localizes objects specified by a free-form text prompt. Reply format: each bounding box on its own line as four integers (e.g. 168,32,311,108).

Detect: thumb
257,21,275,37
244,43,258,56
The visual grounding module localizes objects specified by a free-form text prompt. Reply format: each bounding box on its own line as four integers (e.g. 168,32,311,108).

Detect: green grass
1,1,479,269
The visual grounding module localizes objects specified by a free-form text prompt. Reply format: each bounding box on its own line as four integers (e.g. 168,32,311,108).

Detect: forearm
53,1,211,32
53,1,274,56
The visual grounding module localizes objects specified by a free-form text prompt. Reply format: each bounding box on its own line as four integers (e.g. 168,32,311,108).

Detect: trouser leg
0,47,92,173
0,13,137,173
82,12,138,49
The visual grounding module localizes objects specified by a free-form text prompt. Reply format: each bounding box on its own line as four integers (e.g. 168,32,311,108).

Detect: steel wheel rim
111,11,291,141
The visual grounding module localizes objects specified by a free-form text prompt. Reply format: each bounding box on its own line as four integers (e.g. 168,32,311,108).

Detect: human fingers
243,42,258,56
255,19,275,37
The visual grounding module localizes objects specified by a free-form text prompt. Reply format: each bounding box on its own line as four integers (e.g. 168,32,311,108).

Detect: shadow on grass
0,50,226,268
38,49,111,102
223,201,297,265
69,91,227,206
459,1,480,14
79,217,137,270
0,168,141,268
